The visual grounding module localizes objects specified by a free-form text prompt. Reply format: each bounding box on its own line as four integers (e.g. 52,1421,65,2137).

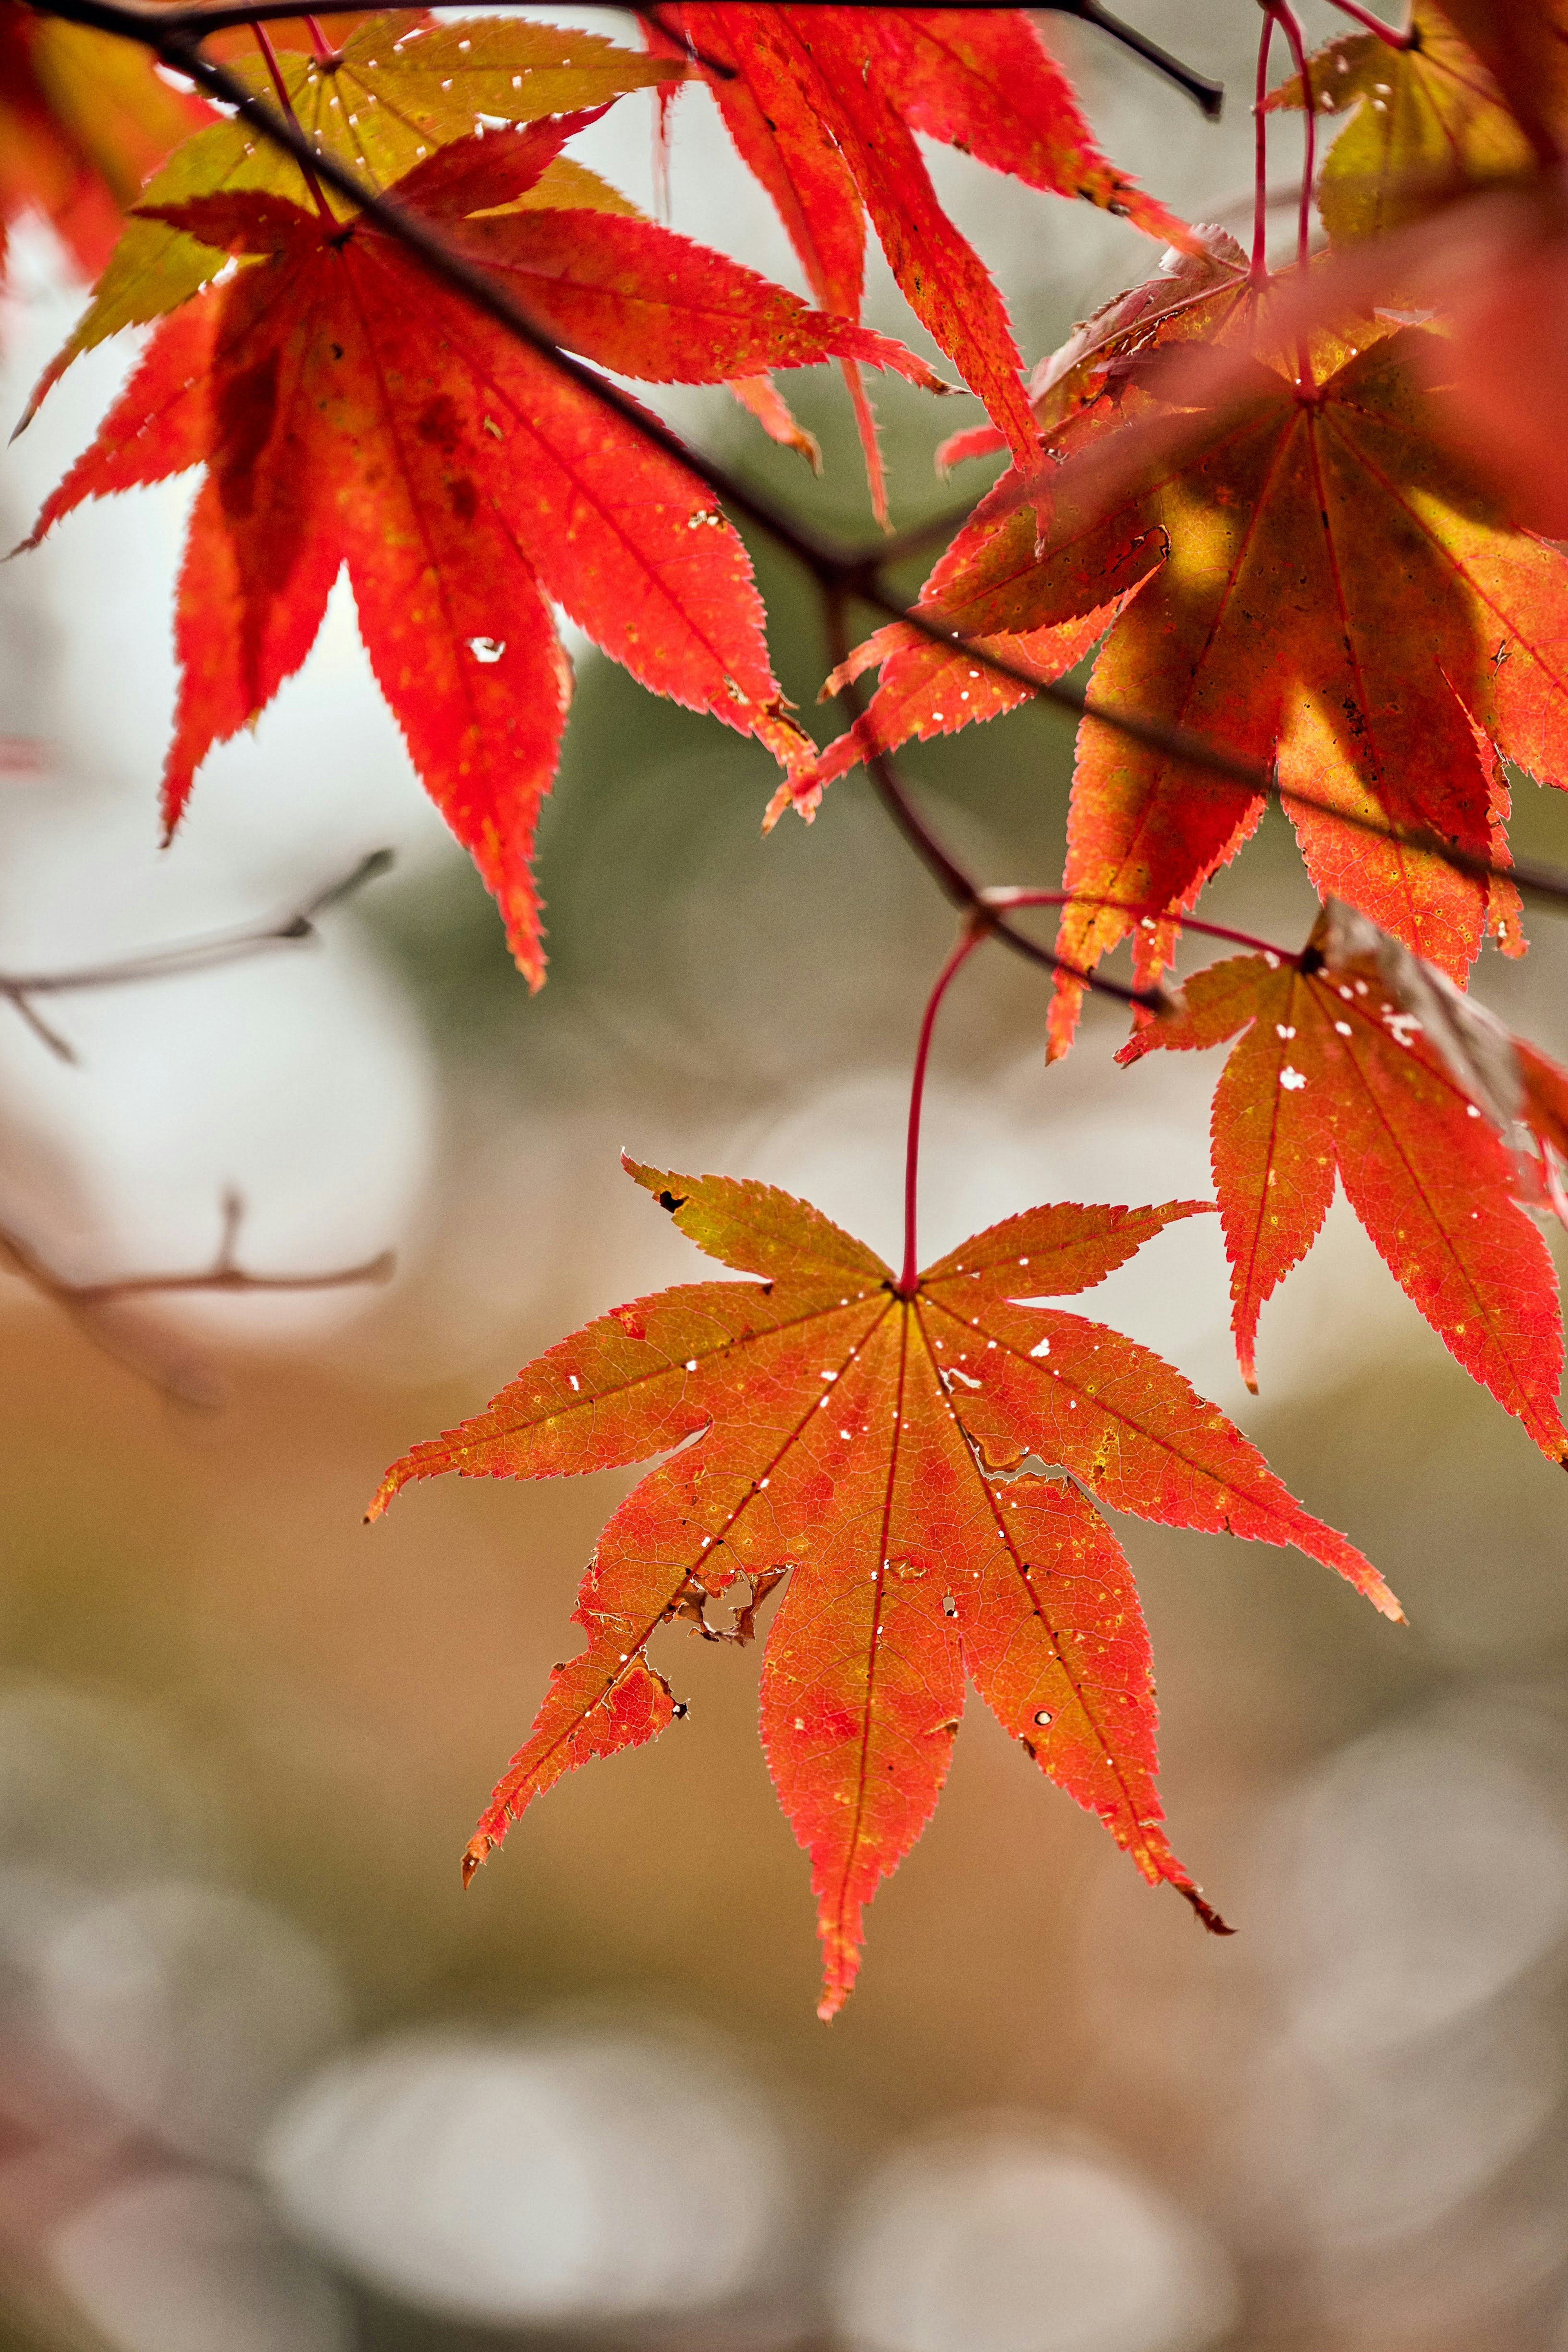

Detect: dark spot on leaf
657,1190,688,1213
415,393,463,453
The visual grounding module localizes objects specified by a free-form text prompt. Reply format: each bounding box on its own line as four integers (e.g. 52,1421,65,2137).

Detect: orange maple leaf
370,1155,1399,2018
1118,904,1568,1463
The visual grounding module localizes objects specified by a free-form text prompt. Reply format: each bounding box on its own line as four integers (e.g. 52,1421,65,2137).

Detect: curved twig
0,849,394,1064
0,1188,395,1402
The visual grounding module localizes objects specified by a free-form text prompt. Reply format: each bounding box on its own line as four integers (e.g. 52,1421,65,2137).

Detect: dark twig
0,1188,394,1402
1036,1,1223,117
822,588,1162,1006
24,0,1226,113
0,849,393,1064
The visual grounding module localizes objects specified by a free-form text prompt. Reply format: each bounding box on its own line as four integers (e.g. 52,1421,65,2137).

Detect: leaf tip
461,1833,495,1888
366,1456,418,1521
1180,1883,1235,1936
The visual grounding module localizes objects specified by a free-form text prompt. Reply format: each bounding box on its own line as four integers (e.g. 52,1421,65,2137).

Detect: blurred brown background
2,4,1568,2349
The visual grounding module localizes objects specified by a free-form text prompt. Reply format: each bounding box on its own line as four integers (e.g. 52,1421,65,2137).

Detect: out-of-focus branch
0,1187,395,1402
0,848,394,1063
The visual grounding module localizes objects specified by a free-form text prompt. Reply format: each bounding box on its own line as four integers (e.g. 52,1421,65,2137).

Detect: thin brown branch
35,0,1226,112
0,849,394,1064
821,588,1162,1008
0,1188,394,1402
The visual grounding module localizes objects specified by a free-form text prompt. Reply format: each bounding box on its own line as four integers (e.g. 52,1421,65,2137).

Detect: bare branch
821,588,1164,1007
0,848,394,1063
0,1188,395,1402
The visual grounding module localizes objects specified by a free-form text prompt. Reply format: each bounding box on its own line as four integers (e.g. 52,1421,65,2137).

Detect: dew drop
1033,1708,1053,1727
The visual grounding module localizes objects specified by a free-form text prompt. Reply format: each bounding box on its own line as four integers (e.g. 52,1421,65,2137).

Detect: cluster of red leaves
11,4,1178,981
642,4,1192,515
13,0,1568,2010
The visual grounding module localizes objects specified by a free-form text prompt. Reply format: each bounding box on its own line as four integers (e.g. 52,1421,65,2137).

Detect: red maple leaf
22,118,943,984
1119,904,1568,1464
370,1155,1399,2018
0,9,209,284
801,290,1568,1041
20,11,688,417
644,4,1192,514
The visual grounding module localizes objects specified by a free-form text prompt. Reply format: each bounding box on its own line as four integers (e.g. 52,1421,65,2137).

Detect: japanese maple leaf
1266,3,1539,248
370,1155,1397,2018
1118,905,1568,1465
23,9,684,418
1261,5,1568,543
0,9,209,287
22,120,943,984
643,4,1192,514
801,290,1568,1041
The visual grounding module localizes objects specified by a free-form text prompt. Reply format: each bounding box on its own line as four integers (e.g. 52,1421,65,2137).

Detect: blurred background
3,2,1568,2347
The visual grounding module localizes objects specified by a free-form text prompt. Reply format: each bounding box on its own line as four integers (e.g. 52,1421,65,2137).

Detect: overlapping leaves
803,262,1568,1039
1267,1,1539,247
371,1155,1396,2016
644,3,1192,512
0,9,208,288
24,9,680,412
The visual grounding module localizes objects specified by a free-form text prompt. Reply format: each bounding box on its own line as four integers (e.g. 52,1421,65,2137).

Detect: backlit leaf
804,286,1568,1041
1120,914,1568,1462
24,131,938,981
372,1157,1399,2017
23,11,685,416
645,4,1192,508
0,10,209,285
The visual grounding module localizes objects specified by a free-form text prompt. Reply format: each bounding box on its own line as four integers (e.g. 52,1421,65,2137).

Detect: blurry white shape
829,2121,1237,2352
39,1882,350,2167
0,868,434,1346
1265,1714,1568,2055
1237,2004,1563,2253
2,222,461,888
261,2024,793,2326
51,2173,350,2352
